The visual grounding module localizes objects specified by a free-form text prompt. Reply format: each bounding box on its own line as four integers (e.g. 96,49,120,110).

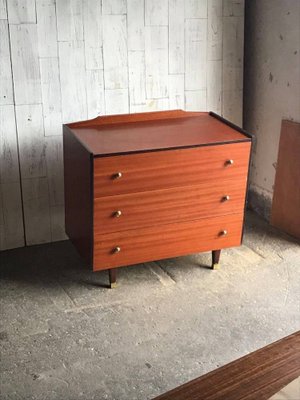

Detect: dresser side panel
63,126,93,266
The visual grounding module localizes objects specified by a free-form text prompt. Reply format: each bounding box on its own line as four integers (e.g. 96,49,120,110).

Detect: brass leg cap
110,282,117,289
212,263,220,270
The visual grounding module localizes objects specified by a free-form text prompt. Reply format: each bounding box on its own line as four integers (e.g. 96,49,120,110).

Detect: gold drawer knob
113,210,122,218
219,230,228,236
112,172,122,180
112,246,121,253
222,195,230,202
225,159,234,166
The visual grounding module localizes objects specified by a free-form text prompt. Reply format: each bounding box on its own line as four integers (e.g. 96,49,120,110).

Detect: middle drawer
94,178,247,234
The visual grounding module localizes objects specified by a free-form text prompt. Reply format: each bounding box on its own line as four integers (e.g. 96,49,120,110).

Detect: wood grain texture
105,89,129,115
208,0,223,61
207,60,222,114
102,0,126,15
153,330,300,400
271,120,300,239
128,51,146,107
145,26,168,99
40,57,62,136
0,105,20,183
185,0,207,18
185,90,207,112
94,179,247,234
36,0,58,58
93,213,243,270
169,0,184,74
58,40,87,123
0,105,24,250
15,104,46,179
83,0,103,70
0,0,7,19
145,0,168,26
86,69,105,118
0,20,13,105
169,75,184,109
63,127,93,264
127,0,144,51
0,182,24,250
70,112,249,156
93,142,250,197
45,136,64,207
9,24,41,105
56,0,83,42
185,19,207,91
22,177,51,245
68,110,198,128
222,15,244,125
103,14,128,90
7,0,36,24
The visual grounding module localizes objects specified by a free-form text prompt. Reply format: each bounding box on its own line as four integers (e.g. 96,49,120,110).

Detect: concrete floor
0,211,300,400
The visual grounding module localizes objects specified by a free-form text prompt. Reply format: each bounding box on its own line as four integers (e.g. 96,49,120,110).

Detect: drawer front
94,179,247,234
94,142,251,197
93,213,243,270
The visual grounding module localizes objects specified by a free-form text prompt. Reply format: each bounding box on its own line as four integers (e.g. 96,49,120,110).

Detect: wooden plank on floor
154,331,300,400
271,120,300,239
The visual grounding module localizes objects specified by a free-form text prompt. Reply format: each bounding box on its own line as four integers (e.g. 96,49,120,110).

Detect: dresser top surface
66,110,250,156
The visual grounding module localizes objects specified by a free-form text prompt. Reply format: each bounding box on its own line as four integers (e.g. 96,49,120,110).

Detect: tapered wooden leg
109,268,117,288
211,250,221,270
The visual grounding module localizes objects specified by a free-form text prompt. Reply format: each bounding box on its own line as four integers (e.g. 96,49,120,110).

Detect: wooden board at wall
271,120,300,239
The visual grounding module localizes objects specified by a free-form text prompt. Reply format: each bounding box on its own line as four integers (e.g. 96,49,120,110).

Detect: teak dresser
63,110,252,288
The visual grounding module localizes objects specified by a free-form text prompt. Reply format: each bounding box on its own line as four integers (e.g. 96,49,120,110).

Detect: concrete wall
0,0,245,250
244,0,300,219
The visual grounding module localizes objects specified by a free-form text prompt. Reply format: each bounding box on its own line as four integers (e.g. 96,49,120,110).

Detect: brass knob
112,246,121,253
225,159,234,166
113,210,122,218
112,172,122,180
222,195,230,202
219,230,228,236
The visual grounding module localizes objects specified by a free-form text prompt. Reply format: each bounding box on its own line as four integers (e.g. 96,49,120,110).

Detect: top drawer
94,142,251,198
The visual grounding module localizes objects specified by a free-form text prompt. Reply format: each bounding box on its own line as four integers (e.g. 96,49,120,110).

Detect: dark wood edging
153,331,300,400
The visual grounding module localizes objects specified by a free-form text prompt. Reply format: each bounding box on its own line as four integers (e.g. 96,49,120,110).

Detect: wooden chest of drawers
63,110,252,288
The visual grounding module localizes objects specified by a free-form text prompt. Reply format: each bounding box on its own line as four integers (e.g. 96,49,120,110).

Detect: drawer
94,142,251,197
94,179,247,234
93,213,243,270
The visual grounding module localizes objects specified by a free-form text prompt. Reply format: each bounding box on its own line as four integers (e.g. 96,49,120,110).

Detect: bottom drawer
93,213,243,270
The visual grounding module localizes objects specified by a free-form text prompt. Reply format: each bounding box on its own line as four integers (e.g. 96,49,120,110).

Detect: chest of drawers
63,110,252,288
